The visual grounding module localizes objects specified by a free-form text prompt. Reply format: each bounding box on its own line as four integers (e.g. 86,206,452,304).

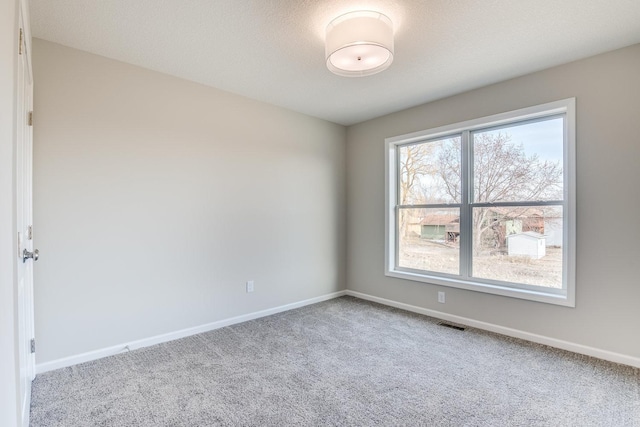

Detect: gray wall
33,40,347,364
347,43,640,358
32,37,640,365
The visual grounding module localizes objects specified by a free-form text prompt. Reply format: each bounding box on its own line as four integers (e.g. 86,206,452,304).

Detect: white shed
507,231,546,259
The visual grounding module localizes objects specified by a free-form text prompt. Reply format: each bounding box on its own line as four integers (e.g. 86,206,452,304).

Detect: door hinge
28,225,33,240
19,28,23,55
30,338,35,354
28,111,33,127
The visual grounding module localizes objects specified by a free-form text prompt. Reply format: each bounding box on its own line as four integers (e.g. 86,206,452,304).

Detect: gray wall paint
347,43,640,358
33,40,347,363
32,36,640,365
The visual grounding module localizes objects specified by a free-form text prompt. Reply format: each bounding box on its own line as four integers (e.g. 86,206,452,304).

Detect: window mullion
395,146,401,269
460,130,472,279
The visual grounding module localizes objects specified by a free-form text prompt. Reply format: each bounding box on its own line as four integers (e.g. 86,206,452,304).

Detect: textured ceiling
30,0,640,126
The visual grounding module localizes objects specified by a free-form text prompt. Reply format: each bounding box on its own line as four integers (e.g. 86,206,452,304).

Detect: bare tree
472,132,562,203
398,144,436,237
436,133,563,251
399,144,435,205
436,139,462,203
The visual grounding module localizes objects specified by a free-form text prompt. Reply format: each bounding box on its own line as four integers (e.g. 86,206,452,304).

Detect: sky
477,116,564,163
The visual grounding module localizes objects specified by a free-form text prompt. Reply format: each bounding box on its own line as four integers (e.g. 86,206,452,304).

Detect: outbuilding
507,231,546,259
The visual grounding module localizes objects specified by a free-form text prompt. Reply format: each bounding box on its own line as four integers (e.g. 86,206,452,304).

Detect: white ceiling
30,0,640,126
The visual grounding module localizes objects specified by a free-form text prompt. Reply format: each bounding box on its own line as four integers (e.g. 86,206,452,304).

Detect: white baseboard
36,289,640,373
346,290,640,369
36,290,347,374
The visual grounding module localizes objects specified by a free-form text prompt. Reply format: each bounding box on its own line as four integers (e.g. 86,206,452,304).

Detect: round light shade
325,11,394,77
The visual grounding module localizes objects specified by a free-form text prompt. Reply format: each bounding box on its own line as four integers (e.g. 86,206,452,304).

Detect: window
385,99,575,306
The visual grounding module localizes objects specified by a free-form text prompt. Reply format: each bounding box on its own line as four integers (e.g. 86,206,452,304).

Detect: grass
399,237,562,288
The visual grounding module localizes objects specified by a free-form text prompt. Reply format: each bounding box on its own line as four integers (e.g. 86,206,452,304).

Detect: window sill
385,268,575,307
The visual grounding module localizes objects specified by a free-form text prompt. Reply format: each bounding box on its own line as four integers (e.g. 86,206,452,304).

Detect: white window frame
385,99,576,307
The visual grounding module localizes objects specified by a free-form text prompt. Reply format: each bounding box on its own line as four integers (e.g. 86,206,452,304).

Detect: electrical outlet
438,291,445,304
246,280,254,293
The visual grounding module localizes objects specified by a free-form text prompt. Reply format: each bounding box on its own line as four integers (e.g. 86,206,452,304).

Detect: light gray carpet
30,296,640,426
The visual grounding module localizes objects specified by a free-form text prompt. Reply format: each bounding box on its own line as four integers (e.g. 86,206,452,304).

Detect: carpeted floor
30,296,640,426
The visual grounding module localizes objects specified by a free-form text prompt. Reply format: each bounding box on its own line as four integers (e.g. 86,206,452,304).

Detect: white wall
347,43,640,359
0,0,21,424
32,40,347,364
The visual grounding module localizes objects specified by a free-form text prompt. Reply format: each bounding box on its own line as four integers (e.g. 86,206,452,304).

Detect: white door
16,5,36,424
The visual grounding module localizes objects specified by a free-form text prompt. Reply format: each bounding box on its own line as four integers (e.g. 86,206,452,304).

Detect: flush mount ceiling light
325,10,394,77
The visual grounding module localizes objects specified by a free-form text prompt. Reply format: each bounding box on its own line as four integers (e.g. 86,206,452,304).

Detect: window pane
472,118,564,203
471,206,563,288
399,136,461,205
398,208,460,275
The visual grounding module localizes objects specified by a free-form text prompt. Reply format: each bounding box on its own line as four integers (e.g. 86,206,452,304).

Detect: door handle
23,248,39,263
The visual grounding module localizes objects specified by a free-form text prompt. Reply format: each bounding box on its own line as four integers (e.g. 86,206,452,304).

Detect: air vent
438,322,466,331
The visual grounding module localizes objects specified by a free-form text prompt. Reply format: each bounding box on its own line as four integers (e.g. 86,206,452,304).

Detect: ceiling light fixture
325,10,394,77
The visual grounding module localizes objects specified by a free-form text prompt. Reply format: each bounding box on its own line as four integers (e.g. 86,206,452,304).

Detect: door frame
16,1,36,423
0,0,34,426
